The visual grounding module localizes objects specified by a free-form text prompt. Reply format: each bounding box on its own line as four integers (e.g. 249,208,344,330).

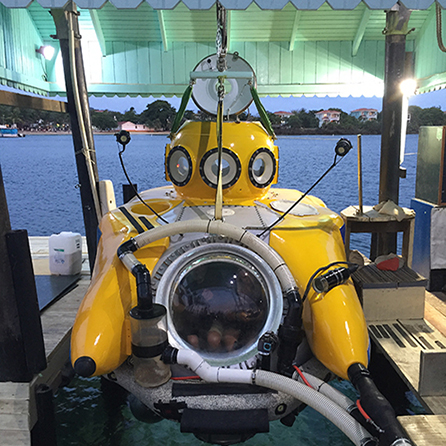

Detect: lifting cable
436,2,446,52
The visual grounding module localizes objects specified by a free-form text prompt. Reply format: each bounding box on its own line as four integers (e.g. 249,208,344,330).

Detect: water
0,133,420,445
0,133,418,250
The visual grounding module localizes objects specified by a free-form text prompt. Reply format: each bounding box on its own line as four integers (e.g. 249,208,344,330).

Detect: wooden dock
0,237,89,446
396,293,446,444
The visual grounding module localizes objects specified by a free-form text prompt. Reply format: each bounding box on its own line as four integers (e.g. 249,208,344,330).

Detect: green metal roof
2,1,446,10
1,1,446,98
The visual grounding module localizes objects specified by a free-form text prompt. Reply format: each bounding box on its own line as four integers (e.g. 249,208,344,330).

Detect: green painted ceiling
1,1,446,98
27,2,430,46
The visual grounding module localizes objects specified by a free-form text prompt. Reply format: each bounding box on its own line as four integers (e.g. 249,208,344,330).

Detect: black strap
139,216,154,231
119,206,145,234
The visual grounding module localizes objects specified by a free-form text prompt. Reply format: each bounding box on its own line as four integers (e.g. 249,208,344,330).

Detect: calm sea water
0,133,418,241
0,133,420,445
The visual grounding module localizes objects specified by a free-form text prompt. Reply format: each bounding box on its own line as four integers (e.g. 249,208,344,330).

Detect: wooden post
377,4,412,256
51,2,101,273
0,167,31,381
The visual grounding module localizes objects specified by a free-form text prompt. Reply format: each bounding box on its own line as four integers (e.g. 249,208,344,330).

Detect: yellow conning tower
165,121,278,202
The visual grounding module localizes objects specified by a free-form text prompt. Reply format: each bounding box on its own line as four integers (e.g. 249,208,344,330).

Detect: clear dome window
171,258,268,354
167,146,193,187
211,158,231,178
248,148,276,188
155,243,283,366
199,148,241,189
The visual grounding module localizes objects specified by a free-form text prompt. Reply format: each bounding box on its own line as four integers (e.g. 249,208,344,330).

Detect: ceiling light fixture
36,45,55,61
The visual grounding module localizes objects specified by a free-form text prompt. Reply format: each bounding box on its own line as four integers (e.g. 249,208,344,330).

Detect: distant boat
0,124,24,137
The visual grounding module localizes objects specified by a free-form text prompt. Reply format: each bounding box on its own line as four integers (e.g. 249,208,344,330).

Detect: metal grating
353,264,428,289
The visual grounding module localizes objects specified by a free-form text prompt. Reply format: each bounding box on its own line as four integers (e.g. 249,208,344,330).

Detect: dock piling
5,230,47,375
377,4,411,256
0,167,42,382
31,384,57,446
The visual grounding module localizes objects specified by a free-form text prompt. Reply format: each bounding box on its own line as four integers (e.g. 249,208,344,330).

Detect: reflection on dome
171,260,268,354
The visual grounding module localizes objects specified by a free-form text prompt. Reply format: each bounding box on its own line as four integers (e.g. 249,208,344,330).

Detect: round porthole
167,146,193,187
199,148,241,189
248,148,276,188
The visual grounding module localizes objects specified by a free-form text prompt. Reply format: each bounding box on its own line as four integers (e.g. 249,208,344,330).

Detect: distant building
350,108,378,121
273,111,293,124
274,111,293,118
118,121,153,132
314,110,341,127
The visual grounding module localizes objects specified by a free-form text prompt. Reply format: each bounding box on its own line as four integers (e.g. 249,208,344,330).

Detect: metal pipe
214,78,224,220
357,134,363,215
52,3,101,272
67,9,101,222
190,71,254,80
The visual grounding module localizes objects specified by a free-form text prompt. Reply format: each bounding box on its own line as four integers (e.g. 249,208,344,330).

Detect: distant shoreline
20,130,170,136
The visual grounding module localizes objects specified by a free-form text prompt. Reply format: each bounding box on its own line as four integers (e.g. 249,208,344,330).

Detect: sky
86,88,446,115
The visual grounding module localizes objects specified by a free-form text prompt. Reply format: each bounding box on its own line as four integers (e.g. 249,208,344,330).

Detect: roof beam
417,6,435,42
90,10,107,57
289,11,301,52
352,8,372,57
0,90,67,113
158,10,168,52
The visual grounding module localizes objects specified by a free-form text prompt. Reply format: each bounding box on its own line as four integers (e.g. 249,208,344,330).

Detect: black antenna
116,131,169,225
258,138,352,238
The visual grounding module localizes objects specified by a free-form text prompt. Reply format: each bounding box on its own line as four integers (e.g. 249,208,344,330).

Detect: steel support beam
377,4,411,256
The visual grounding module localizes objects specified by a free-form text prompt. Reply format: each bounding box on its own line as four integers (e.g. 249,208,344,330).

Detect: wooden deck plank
399,415,446,445
0,383,29,400
0,429,30,446
40,278,88,357
0,413,29,430
0,398,29,415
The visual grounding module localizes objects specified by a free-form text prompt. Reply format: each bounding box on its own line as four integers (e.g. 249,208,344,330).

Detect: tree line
1,100,445,134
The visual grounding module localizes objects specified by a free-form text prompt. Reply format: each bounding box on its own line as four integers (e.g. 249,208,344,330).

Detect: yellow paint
165,121,278,202
71,121,368,380
270,229,369,380
71,208,170,376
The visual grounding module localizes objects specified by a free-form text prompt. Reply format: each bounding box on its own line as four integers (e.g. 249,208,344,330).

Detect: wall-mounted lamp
36,45,55,61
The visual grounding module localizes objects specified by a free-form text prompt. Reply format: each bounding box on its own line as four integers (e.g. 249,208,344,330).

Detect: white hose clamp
251,370,257,385
390,439,413,446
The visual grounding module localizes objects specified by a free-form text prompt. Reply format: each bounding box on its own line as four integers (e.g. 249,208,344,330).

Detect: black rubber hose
132,263,153,312
348,363,412,446
277,289,304,376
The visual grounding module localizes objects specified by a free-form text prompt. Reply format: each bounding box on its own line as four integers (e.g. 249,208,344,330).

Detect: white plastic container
49,232,82,275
